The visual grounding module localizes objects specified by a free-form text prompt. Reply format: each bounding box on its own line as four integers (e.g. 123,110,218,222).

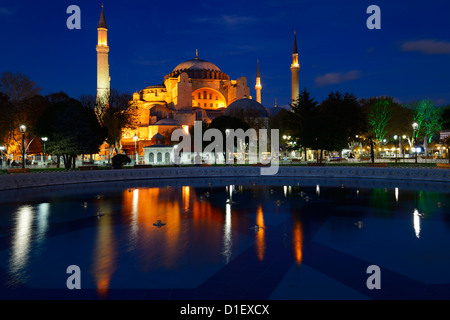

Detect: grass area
387,162,438,168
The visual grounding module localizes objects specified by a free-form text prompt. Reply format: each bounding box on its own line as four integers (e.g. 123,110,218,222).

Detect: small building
144,145,174,165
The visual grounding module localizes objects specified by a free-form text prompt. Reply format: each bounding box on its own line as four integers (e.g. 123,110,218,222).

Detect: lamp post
401,135,406,158
225,129,231,164
412,122,418,164
133,134,138,165
0,146,5,168
41,137,48,166
19,125,26,169
394,135,398,162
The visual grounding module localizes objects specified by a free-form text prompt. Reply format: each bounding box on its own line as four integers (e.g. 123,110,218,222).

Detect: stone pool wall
0,166,449,191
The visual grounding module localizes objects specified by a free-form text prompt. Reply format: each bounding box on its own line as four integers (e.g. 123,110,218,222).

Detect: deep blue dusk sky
0,0,449,108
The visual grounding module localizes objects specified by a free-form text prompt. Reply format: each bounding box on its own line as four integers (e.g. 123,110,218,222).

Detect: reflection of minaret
96,4,110,120
92,202,116,299
255,59,262,104
293,217,303,266
291,30,300,104
256,205,266,261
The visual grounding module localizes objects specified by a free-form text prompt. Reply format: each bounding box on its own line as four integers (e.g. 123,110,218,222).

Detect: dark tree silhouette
35,99,106,170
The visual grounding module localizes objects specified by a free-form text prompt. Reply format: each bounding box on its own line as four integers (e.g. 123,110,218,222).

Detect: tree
361,97,391,143
269,108,296,141
0,92,14,147
0,72,43,158
79,94,97,110
320,91,365,156
290,88,319,160
101,89,139,156
35,99,106,170
291,88,318,118
409,99,443,155
442,105,450,130
208,115,251,162
301,112,347,163
0,72,41,102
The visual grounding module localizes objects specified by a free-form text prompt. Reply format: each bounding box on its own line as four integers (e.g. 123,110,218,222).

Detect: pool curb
0,166,449,191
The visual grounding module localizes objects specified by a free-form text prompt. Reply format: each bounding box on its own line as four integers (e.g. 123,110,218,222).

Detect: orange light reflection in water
256,205,266,261
91,204,116,299
293,218,303,266
120,186,223,271
183,186,190,212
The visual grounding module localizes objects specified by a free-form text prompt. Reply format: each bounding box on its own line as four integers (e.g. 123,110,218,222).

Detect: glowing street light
412,122,418,164
41,137,48,166
133,134,139,165
19,125,26,169
394,135,399,162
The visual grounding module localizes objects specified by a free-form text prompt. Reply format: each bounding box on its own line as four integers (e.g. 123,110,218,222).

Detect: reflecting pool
0,177,449,300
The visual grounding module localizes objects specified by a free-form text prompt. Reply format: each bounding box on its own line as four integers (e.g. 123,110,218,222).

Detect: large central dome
173,58,221,73
165,52,229,81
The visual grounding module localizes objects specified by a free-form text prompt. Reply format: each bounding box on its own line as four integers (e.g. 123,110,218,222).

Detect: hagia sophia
95,5,300,163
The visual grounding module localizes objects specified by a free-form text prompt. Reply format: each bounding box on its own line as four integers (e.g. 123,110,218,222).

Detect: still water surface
0,177,449,299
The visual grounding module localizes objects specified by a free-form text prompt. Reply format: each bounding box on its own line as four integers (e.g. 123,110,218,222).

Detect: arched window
209,93,212,99
203,91,207,99
198,92,201,99
210,103,213,108
157,152,162,163
165,152,170,163
149,153,154,163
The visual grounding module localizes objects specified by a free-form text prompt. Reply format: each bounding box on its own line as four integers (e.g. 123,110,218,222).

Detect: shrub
111,154,131,169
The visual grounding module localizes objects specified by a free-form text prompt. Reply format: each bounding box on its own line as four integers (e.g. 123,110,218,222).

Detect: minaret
96,4,110,120
290,30,300,104
255,59,262,104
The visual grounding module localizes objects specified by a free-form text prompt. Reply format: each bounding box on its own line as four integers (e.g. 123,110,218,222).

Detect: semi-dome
153,118,181,126
225,97,270,118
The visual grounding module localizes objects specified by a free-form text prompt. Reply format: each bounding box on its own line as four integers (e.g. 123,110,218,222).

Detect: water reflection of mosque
91,185,303,298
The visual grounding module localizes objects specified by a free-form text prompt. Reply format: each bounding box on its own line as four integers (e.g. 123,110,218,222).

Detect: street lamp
133,134,139,165
0,146,5,168
41,137,48,166
412,122,418,164
19,125,26,169
394,135,398,162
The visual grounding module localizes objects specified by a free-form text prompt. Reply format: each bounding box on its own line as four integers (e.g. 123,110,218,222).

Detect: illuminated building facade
122,50,251,146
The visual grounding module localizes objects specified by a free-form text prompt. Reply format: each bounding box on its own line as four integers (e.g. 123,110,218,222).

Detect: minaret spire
98,4,107,29
255,59,262,104
290,30,300,104
195,49,199,60
96,4,110,121
293,29,298,54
